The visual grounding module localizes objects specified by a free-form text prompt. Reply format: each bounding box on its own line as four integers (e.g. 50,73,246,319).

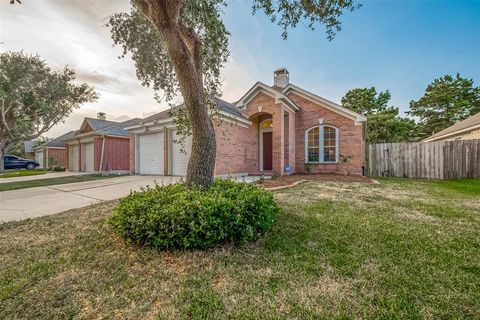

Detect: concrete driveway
0,175,180,223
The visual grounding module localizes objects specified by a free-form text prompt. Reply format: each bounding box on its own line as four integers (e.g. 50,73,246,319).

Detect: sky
1,0,479,138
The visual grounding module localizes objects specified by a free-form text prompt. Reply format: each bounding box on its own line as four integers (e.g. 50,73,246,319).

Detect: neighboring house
23,140,35,160
128,69,367,177
424,112,480,142
33,131,75,168
64,113,139,173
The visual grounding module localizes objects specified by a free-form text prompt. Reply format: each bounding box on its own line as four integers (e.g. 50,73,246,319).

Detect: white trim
127,110,252,132
305,125,339,164
283,84,367,124
259,118,273,172
423,123,480,142
235,82,299,112
217,110,252,127
126,118,173,130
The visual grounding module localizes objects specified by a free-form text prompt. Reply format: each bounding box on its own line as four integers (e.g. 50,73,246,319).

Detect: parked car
3,155,39,170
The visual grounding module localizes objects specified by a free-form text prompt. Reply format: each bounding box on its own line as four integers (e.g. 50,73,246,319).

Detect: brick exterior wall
94,137,130,171
213,119,258,175
288,92,364,175
46,148,67,167
237,91,365,176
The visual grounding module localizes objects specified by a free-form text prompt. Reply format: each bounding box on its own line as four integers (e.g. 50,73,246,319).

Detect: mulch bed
256,173,374,189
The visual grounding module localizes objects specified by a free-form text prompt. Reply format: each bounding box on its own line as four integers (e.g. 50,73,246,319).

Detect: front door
263,131,273,171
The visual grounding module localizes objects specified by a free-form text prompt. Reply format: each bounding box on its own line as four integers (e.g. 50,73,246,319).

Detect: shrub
108,179,280,250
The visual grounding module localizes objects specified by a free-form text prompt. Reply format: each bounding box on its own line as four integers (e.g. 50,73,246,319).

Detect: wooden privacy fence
366,139,480,179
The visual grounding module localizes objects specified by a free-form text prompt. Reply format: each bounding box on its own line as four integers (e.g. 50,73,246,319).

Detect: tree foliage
0,51,97,171
408,74,480,139
108,0,360,187
342,87,416,143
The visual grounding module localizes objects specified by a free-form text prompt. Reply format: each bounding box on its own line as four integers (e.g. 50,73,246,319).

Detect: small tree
341,87,416,143
107,0,360,187
0,52,97,172
408,74,480,140
338,154,353,176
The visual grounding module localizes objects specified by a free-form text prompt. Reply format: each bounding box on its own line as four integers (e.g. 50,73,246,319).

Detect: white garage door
170,129,192,176
69,145,79,171
137,132,164,175
35,150,44,168
83,142,94,172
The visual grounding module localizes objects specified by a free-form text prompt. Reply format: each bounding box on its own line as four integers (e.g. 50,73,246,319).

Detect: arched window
305,125,339,163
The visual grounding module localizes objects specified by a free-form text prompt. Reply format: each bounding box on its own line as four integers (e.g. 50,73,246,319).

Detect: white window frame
304,125,339,163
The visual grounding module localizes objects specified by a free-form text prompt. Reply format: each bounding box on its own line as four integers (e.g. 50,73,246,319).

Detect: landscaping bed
257,173,373,189
1,178,479,318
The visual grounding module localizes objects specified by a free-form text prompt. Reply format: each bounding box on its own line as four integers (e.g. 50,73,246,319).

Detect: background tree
342,87,416,143
108,0,360,187
408,73,480,140
0,51,97,172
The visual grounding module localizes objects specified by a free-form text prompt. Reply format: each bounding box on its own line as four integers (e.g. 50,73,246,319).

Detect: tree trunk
134,0,216,188
0,143,6,173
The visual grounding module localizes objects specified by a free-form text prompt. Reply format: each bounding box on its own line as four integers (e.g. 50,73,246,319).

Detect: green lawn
0,178,479,319
0,169,48,179
0,174,124,192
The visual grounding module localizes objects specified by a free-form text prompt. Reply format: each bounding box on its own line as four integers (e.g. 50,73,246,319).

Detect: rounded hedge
108,179,280,250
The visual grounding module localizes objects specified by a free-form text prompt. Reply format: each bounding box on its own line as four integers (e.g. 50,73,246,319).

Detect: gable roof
65,118,140,142
283,84,367,124
424,112,480,142
234,81,366,124
84,117,119,131
34,131,76,150
235,82,299,112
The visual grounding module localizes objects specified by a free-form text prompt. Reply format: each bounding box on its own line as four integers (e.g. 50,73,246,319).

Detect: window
305,125,339,163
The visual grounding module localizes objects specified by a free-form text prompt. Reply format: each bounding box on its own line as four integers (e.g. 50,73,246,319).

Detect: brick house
129,69,367,176
33,131,75,169
64,113,139,173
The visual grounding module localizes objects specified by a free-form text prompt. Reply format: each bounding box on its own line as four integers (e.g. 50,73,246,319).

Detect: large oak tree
109,0,360,187
0,52,97,172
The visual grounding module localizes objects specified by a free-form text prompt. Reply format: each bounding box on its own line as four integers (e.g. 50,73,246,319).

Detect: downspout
99,135,106,174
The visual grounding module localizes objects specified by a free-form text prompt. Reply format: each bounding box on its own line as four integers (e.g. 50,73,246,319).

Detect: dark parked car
3,155,40,170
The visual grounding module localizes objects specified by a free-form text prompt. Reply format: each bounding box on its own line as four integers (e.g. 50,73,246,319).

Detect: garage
81,142,94,172
170,129,192,176
137,131,164,175
35,150,44,168
69,145,79,171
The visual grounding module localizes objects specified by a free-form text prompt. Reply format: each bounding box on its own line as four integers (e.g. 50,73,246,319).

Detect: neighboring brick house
33,131,75,168
129,69,367,176
64,113,139,173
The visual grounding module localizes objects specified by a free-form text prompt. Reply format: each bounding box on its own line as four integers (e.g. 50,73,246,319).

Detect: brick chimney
97,112,106,120
274,68,289,88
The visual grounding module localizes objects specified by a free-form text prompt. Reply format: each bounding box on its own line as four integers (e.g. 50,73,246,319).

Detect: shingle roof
139,98,248,124
425,112,480,141
97,118,141,136
36,131,76,149
85,118,119,131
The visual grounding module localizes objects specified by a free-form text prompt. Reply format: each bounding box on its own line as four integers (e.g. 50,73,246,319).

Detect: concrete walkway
0,175,180,223
0,171,91,184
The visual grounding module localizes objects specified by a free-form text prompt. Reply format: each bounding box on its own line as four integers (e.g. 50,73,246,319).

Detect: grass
0,174,124,192
0,178,479,319
0,169,48,178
